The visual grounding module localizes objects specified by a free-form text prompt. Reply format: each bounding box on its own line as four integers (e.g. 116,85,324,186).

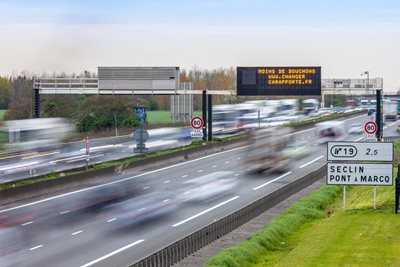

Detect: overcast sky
0,0,399,91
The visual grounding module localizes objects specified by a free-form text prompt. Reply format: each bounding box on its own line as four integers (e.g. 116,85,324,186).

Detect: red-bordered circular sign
191,116,204,129
364,121,378,135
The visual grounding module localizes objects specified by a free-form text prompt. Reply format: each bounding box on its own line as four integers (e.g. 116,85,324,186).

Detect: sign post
85,136,90,171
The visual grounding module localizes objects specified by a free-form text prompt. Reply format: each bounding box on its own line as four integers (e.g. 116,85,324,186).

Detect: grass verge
205,185,343,267
0,110,6,120
206,170,399,267
146,110,202,124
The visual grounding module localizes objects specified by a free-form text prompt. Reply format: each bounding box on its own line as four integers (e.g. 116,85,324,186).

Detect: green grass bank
206,169,399,267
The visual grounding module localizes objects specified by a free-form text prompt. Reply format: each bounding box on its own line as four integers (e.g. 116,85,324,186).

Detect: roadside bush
205,185,342,267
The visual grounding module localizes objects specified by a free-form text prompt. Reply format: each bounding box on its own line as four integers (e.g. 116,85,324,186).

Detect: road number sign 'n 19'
327,163,393,186
327,142,393,162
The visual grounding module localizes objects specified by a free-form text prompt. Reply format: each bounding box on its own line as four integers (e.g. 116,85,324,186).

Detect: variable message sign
237,66,321,96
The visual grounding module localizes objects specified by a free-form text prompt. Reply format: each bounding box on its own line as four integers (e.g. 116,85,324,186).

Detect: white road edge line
72,230,83,236
253,172,292,191
22,221,34,226
29,245,43,251
172,196,239,227
355,136,365,142
299,156,324,169
389,122,396,126
0,146,248,213
80,239,145,267
107,218,116,223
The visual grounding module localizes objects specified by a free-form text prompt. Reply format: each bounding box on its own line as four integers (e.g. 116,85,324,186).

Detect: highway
1,113,398,267
0,128,194,183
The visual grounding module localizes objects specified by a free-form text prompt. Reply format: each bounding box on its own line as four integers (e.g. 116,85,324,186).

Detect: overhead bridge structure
33,66,235,141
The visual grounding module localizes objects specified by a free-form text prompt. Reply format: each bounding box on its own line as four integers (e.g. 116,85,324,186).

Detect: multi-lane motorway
1,114,399,267
0,128,193,183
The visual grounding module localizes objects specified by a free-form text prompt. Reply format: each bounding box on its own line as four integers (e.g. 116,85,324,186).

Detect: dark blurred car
367,108,376,116
106,191,176,226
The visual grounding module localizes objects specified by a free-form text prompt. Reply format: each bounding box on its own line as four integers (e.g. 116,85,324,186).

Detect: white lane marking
389,122,396,126
107,218,116,223
137,208,146,212
225,161,230,164
212,165,217,168
383,126,388,129
162,199,170,203
182,174,188,178
22,151,60,160
235,173,239,177
80,144,123,152
299,156,324,169
72,230,83,236
143,186,149,190
198,170,204,173
22,221,34,226
0,161,40,172
253,172,292,191
80,239,145,267
355,136,365,142
0,146,249,214
50,155,85,164
163,180,170,184
59,210,70,215
29,245,43,251
172,196,239,227
67,154,104,163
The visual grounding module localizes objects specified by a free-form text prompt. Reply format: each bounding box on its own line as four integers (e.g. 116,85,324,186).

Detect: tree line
0,67,257,132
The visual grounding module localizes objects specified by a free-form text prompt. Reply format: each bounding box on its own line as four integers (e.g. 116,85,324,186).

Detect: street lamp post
331,80,341,108
331,80,335,108
361,71,370,95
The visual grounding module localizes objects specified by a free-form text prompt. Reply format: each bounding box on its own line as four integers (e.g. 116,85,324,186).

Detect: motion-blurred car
348,123,363,134
367,108,376,116
180,171,238,203
282,140,310,159
0,226,25,267
106,191,176,226
311,108,334,117
315,121,347,145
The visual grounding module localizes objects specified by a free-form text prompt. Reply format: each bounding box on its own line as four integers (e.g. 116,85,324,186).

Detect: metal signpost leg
208,94,212,141
376,89,382,140
202,90,207,141
343,186,346,211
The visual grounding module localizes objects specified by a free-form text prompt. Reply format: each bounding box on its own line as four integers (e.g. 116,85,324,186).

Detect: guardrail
130,165,327,267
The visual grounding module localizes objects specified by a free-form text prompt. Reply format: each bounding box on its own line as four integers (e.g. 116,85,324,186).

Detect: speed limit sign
364,121,377,135
191,116,204,129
